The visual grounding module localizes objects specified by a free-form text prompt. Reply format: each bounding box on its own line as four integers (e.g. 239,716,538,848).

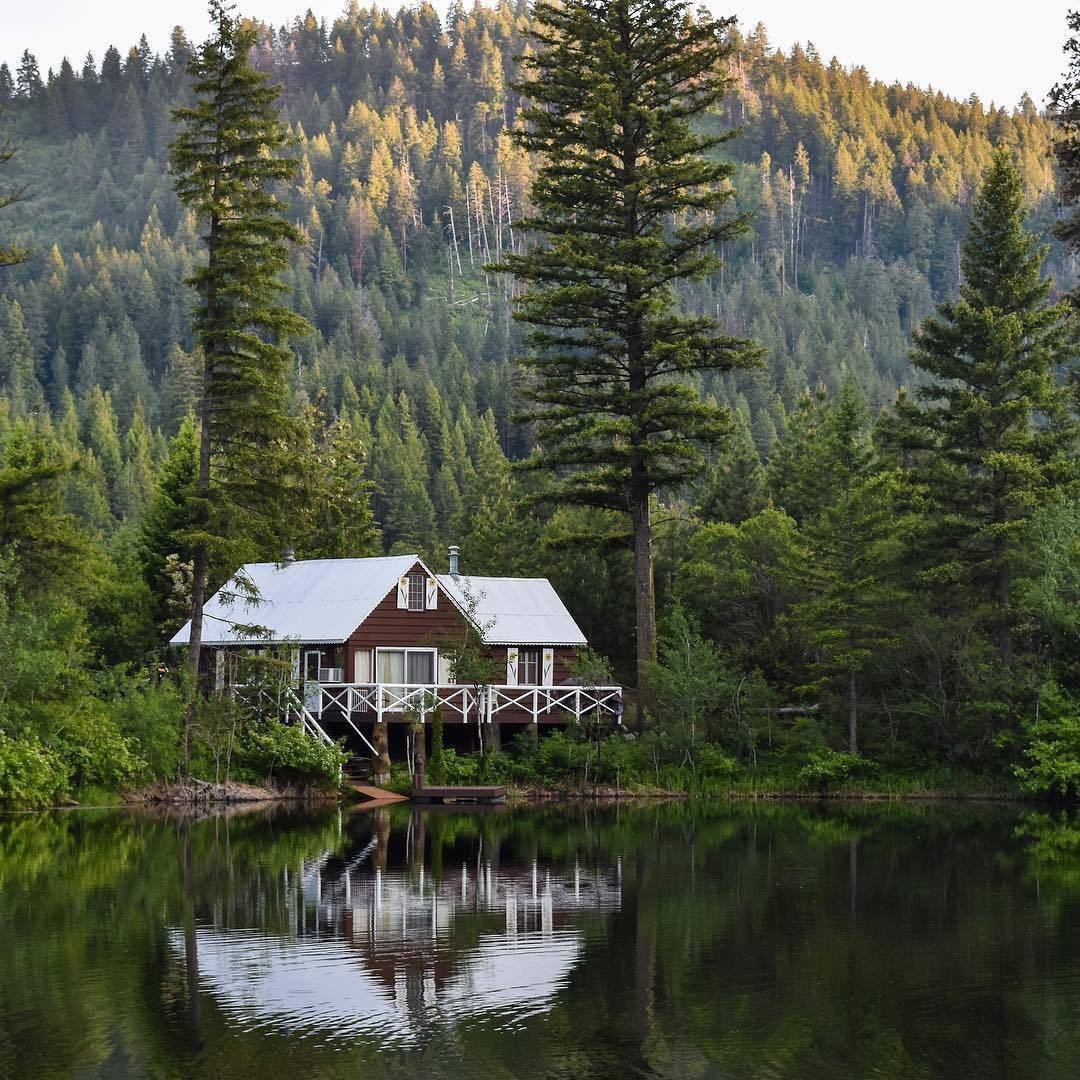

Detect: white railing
312,682,623,724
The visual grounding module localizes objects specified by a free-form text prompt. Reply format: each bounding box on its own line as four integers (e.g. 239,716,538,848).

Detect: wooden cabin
169,549,623,759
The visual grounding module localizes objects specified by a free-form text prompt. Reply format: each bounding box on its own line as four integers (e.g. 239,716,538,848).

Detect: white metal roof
168,555,423,647
437,574,587,647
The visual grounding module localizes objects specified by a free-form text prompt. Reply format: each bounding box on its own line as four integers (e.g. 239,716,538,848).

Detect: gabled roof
168,555,426,647
438,575,587,647
168,556,587,649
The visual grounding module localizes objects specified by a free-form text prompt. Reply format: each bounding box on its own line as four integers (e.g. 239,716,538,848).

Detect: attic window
407,573,426,612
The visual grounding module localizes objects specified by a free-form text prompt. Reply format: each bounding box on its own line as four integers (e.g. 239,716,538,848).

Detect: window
407,573,426,611
377,648,436,685
518,648,540,686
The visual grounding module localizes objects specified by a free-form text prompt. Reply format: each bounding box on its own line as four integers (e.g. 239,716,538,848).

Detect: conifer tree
891,149,1077,667
0,111,28,268
496,0,762,698
788,377,901,754
170,0,310,763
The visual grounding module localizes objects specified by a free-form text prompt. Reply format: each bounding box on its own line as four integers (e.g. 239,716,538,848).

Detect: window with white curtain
377,648,436,684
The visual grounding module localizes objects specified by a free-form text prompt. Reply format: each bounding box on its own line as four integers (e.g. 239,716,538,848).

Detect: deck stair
349,781,408,805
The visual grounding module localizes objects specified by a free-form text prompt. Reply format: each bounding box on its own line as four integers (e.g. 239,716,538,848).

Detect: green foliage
797,747,863,791
1015,685,1080,797
0,732,67,809
496,0,763,688
169,1,313,733
234,719,346,790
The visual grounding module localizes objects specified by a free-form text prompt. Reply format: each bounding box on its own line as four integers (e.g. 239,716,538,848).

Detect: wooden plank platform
350,782,409,806
412,785,507,805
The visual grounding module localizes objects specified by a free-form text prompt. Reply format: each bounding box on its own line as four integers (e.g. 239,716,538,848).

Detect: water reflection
173,807,622,1044
4,800,1080,1079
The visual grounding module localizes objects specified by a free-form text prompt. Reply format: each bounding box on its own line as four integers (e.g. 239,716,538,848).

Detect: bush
1016,686,1080,797
436,748,481,785
696,744,741,778
235,720,347,789
102,676,184,782
53,706,145,791
797,747,862,791
0,731,69,809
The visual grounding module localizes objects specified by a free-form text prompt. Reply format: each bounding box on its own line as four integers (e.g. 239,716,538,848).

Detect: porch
310,682,624,727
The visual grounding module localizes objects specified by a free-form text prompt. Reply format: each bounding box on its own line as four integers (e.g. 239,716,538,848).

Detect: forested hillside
0,5,1066,542
0,1,1076,803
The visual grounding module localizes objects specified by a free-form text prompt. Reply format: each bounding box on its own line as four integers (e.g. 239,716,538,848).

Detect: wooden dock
412,785,507,805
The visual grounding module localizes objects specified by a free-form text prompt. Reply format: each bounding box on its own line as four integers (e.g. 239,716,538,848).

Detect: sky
3,0,1070,110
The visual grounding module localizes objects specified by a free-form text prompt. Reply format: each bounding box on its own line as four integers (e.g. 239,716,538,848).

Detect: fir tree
891,149,1078,668
0,111,28,268
170,0,311,763
495,0,762,698
788,377,902,754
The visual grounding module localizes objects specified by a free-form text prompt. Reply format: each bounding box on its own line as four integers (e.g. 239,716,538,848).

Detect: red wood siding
347,561,469,659
488,646,580,684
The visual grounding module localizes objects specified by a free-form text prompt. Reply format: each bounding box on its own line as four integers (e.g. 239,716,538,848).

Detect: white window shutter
542,648,554,686
426,576,438,609
291,649,301,683
396,576,408,609
505,648,519,686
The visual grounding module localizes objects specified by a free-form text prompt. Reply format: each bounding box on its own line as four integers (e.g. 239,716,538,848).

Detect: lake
1,800,1079,1079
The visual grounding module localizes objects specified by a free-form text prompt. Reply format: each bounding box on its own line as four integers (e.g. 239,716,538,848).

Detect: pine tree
788,377,902,754
0,111,28,267
170,0,311,764
494,0,762,699
697,407,765,525
891,149,1077,667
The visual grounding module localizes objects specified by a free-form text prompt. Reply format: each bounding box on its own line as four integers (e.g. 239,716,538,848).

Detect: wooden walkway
412,785,507,805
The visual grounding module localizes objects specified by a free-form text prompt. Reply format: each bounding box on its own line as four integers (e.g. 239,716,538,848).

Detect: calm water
2,800,1080,1079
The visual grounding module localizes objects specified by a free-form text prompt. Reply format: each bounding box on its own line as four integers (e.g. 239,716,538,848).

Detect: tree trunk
847,671,858,755
372,720,391,783
483,717,501,754
632,487,657,726
184,209,219,775
997,558,1013,666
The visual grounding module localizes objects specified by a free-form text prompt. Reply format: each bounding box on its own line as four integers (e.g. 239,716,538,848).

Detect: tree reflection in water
2,801,1080,1079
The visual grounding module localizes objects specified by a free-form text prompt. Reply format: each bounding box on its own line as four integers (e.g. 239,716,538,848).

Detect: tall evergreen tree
788,377,901,754
170,0,310,764
0,110,28,268
890,149,1077,668
495,0,761,699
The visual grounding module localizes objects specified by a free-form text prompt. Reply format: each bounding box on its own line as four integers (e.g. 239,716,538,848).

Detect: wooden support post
372,719,390,784
484,718,502,754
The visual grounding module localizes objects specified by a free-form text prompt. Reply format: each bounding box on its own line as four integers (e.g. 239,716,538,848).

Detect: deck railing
314,682,623,724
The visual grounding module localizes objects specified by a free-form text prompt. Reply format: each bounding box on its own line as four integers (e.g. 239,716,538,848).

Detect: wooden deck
411,785,507,805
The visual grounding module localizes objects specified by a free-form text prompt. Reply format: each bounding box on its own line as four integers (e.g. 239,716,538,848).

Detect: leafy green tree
496,0,762,700
890,149,1077,668
170,0,311,763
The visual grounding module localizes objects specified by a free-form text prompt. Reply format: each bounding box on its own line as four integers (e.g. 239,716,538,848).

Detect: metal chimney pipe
448,544,460,577
281,547,296,565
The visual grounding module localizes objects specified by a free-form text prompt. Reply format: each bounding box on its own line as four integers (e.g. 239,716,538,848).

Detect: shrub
797,747,862,791
235,720,347,789
102,677,184,782
54,706,145,791
696,744,741,778
1016,686,1080,797
0,732,69,809
436,748,482,785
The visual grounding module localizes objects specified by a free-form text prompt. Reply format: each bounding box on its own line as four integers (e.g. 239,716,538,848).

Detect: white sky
3,1,1069,110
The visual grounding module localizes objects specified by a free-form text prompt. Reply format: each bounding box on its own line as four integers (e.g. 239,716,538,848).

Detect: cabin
169,548,623,764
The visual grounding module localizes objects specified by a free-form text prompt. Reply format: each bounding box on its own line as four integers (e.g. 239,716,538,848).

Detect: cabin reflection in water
168,810,622,1040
